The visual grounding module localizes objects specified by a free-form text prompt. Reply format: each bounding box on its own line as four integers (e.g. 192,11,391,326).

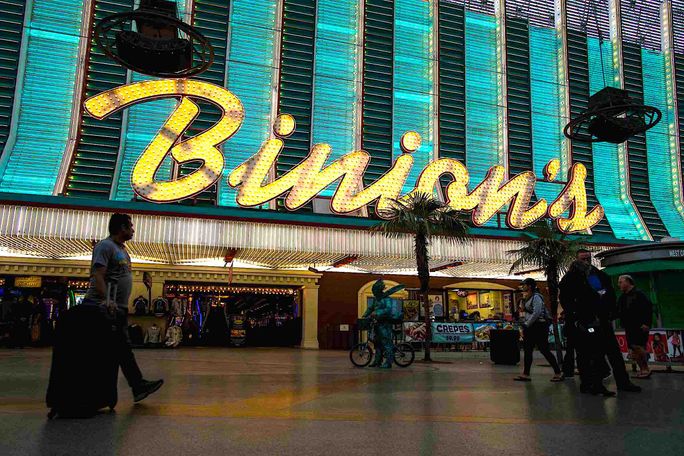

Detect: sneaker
133,379,164,403
602,371,612,381
617,383,642,393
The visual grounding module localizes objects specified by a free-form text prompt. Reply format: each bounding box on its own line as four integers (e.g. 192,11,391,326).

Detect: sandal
635,371,652,379
514,375,532,382
550,374,565,382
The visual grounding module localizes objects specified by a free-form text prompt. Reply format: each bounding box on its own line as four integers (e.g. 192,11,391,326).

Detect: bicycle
349,318,415,368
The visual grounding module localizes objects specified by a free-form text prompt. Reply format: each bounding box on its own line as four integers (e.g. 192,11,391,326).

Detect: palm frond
373,192,470,245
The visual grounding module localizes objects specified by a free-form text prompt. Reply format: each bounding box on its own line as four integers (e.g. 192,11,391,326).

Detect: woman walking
514,278,563,382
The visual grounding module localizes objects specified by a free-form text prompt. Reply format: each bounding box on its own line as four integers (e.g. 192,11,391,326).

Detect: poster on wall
404,322,426,342
478,291,491,309
466,292,478,310
230,315,246,347
473,322,498,343
429,294,444,317
403,300,420,321
615,329,684,364
503,293,512,320
431,322,474,344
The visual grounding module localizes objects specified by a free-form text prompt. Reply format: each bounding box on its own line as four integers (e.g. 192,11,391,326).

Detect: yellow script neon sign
84,79,604,233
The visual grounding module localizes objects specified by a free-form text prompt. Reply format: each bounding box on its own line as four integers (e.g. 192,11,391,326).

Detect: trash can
490,329,520,365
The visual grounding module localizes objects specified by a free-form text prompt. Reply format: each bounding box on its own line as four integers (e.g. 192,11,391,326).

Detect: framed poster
478,291,491,309
403,300,420,321
466,292,478,310
429,294,444,317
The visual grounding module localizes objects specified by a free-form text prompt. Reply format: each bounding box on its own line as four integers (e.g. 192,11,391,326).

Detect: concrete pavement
0,347,682,455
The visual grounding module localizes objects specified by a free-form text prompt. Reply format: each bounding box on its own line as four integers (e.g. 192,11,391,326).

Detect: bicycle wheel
350,343,374,367
394,342,415,367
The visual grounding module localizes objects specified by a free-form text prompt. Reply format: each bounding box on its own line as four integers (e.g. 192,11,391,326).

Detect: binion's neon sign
84,79,604,233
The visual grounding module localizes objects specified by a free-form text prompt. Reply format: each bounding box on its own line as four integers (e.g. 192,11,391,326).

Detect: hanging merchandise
152,297,169,317
127,324,144,347
165,324,183,348
133,295,149,316
144,323,162,346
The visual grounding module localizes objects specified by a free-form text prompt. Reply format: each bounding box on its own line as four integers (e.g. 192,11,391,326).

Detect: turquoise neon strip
0,0,84,195
220,0,278,207
112,0,187,201
588,37,648,240
393,0,434,193
642,49,684,237
465,11,501,227
529,26,565,203
311,0,360,197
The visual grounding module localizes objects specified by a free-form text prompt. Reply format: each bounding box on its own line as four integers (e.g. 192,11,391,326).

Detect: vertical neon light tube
220,0,279,207
465,11,502,196
641,3,684,236
530,25,566,203
0,0,85,194
555,0,571,176
393,0,434,193
112,0,188,202
310,0,361,198
587,0,650,240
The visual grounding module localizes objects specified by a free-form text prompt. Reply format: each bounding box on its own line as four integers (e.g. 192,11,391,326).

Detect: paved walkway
0,348,682,455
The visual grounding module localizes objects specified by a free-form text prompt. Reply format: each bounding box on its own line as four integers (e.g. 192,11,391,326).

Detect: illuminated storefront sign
85,79,604,233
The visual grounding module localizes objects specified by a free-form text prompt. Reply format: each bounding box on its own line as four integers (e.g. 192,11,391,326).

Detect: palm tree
507,220,585,364
373,192,470,361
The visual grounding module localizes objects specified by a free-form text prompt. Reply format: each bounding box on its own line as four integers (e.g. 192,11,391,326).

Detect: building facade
1,0,683,347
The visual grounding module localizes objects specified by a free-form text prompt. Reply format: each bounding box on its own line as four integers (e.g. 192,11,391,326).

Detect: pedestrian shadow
38,409,121,456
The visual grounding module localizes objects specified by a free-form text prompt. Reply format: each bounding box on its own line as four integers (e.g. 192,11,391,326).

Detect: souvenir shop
0,275,85,347
149,282,302,347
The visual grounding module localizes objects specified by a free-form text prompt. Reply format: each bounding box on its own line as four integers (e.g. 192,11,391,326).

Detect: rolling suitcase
46,285,119,418
490,329,521,365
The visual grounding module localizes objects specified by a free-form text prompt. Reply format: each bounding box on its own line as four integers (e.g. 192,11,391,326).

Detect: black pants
523,322,561,376
576,330,604,390
600,323,631,388
562,318,576,376
114,309,143,388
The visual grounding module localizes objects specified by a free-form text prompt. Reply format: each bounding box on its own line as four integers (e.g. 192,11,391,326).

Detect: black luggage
46,304,118,418
490,329,521,365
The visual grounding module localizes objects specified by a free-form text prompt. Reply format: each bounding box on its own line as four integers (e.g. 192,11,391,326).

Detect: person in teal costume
362,280,405,368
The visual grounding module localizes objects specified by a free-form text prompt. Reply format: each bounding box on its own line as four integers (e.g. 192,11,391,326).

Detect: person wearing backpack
514,278,563,383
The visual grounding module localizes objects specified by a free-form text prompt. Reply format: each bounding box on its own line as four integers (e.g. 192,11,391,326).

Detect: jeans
523,321,561,376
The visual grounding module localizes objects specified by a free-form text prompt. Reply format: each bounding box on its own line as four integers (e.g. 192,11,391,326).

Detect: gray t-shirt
84,238,133,309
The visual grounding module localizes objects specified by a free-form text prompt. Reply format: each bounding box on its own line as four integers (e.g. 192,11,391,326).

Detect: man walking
617,275,653,379
576,249,640,393
83,213,163,402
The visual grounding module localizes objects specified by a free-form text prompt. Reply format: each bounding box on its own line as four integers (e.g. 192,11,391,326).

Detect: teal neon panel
642,49,684,237
393,0,434,193
0,0,25,159
112,0,186,202
311,0,360,197
587,37,649,240
529,26,565,203
465,12,501,183
220,0,278,207
0,0,84,194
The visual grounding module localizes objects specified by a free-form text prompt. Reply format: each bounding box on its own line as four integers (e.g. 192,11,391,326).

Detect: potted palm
373,192,470,361
508,220,585,364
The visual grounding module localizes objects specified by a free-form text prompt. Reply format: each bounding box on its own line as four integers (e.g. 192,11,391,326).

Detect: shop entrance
164,283,302,347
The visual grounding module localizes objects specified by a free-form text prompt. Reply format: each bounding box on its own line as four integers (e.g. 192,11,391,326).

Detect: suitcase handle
105,282,118,316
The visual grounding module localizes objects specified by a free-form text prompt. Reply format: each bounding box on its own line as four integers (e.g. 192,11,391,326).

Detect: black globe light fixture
94,0,214,78
564,86,661,144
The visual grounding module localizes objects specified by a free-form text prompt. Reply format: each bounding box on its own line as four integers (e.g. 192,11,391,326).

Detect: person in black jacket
569,250,641,393
617,275,653,379
560,260,614,395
